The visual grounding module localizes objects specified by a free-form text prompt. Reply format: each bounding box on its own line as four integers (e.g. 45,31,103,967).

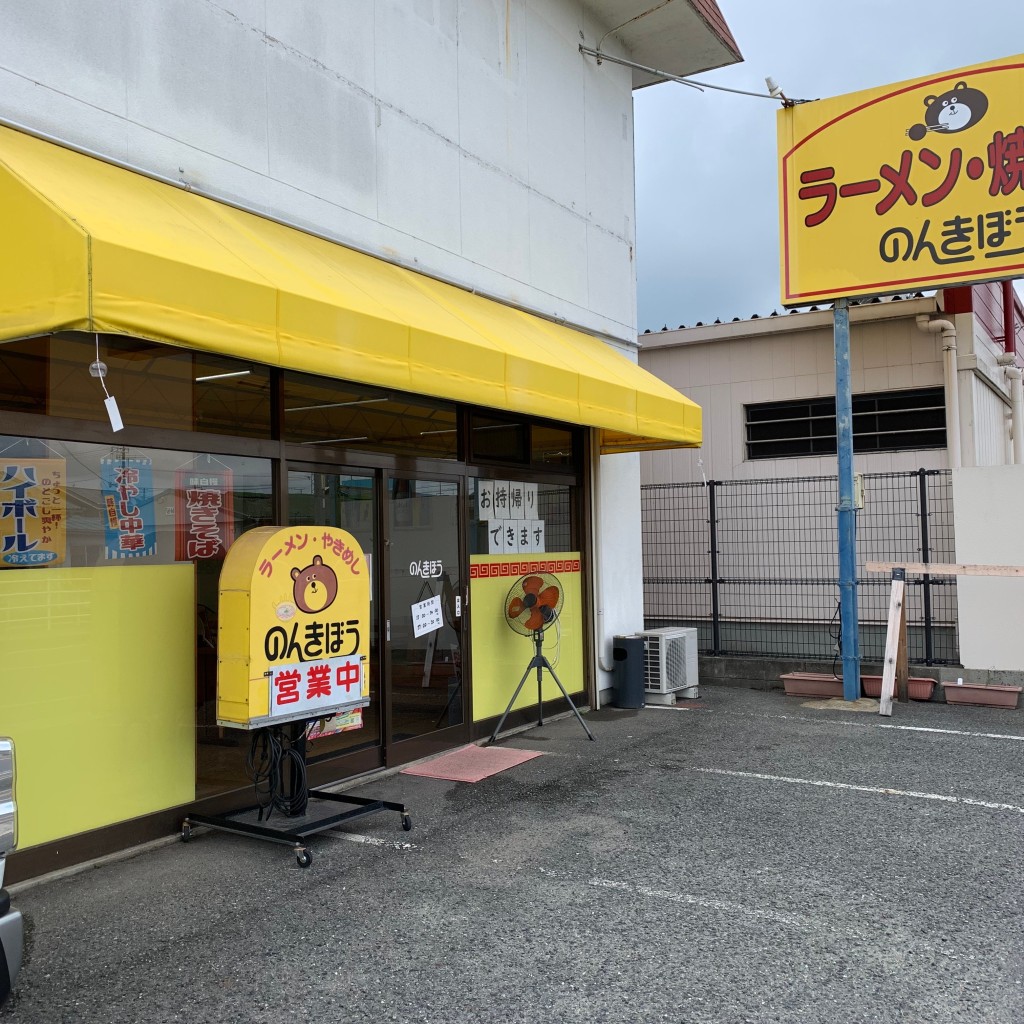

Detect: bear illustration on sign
291,555,339,613
907,81,988,140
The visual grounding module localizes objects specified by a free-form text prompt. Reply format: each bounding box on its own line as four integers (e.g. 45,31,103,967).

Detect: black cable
828,597,842,679
246,725,310,821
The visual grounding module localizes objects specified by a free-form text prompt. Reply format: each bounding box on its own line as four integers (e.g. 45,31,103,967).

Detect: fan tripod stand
487,628,595,745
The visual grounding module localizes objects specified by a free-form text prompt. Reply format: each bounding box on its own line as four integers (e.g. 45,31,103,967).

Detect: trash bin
611,635,645,708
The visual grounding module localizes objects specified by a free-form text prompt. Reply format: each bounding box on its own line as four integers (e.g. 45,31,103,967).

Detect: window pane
0,336,48,414
389,478,463,740
0,333,272,438
467,478,574,555
283,372,458,459
192,353,273,438
470,415,527,462
539,483,573,551
745,388,945,459
531,425,577,467
0,435,273,569
0,434,275,800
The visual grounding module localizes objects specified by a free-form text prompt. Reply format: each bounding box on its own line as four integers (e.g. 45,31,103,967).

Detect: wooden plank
896,591,909,704
866,560,1024,577
878,578,905,718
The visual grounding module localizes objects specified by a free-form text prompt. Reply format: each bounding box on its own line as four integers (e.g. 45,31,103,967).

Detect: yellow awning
0,126,700,452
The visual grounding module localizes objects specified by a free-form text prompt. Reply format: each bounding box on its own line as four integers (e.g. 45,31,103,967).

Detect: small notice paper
411,594,443,638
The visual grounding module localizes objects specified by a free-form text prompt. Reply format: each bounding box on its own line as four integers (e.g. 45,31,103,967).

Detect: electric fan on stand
487,573,595,745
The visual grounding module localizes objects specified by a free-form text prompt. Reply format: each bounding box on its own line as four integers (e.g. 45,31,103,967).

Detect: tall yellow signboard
217,525,370,729
779,54,1024,305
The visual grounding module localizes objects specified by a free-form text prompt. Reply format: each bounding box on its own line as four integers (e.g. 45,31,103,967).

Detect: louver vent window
745,387,946,460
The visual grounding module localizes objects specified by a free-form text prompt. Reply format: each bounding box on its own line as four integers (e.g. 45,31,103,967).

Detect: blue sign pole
834,298,860,700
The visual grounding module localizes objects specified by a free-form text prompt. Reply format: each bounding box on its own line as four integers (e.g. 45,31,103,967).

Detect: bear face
290,554,339,614
907,82,988,141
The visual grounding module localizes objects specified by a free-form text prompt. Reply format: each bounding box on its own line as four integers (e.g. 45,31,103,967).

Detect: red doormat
400,744,544,783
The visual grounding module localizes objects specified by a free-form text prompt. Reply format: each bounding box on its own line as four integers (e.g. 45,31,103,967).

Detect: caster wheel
296,849,313,868
180,823,192,843
402,814,413,832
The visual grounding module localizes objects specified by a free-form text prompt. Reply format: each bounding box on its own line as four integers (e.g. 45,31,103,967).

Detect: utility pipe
1006,366,1024,465
916,315,961,469
833,298,860,702
590,441,616,705
994,281,1019,463
1003,280,1016,356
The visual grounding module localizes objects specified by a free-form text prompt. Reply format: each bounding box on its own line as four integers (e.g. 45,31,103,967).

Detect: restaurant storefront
0,125,700,882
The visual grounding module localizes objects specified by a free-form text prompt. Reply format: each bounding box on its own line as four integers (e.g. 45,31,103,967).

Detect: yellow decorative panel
0,565,195,848
469,554,584,723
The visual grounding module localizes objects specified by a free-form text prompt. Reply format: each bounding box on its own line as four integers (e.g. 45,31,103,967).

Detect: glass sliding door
386,474,466,758
288,468,382,764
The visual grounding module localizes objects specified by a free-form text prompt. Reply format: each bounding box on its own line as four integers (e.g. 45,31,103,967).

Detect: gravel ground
6,685,1023,1024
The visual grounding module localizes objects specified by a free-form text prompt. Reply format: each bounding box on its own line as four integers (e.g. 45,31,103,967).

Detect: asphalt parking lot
7,685,1024,1024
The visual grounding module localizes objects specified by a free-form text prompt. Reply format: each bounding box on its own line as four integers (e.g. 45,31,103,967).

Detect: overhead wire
578,46,813,105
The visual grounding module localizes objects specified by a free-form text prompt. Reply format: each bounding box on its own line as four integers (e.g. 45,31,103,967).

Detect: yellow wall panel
0,565,195,848
470,554,584,723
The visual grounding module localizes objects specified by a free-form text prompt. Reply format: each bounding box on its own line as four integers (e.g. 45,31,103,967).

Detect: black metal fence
641,469,958,665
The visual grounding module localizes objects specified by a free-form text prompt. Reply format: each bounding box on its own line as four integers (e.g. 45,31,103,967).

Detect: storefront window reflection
283,372,458,459
0,334,272,439
0,334,587,863
0,435,274,797
467,478,574,556
287,470,381,763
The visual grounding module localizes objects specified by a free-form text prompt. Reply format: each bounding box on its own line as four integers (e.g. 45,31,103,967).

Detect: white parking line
768,711,1024,742
691,767,1024,814
649,704,1024,742
873,723,1024,741
589,877,803,928
644,705,708,712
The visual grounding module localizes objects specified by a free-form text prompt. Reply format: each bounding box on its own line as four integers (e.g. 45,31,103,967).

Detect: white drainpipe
916,315,961,469
590,441,615,705
1006,366,1024,465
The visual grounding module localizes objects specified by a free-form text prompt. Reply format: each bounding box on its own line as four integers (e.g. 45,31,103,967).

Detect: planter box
942,682,1022,709
861,675,936,701
780,672,844,698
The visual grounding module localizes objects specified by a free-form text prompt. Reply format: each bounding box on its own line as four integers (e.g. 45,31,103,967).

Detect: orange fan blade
522,575,544,593
525,609,545,631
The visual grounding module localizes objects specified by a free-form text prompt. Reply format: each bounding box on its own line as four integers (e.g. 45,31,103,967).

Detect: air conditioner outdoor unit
640,627,699,700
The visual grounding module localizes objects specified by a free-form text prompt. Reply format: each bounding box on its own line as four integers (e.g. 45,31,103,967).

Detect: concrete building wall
952,465,1024,674
944,285,1017,469
637,290,1022,675
968,375,1011,467
638,297,951,485
0,0,705,706
0,0,638,343
594,450,644,686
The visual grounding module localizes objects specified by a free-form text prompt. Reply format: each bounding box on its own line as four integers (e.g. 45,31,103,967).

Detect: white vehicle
0,740,22,1007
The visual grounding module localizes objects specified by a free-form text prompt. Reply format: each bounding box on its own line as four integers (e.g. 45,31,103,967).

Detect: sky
633,0,1024,333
